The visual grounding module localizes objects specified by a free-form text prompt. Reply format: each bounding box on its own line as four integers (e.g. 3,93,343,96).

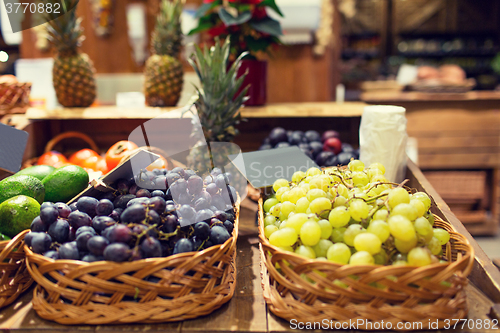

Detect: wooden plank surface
361,90,500,102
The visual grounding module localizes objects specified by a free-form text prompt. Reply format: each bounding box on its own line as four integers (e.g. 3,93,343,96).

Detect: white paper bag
359,105,408,183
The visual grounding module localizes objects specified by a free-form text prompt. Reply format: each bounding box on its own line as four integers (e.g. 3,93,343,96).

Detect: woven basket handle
44,132,99,154
0,229,30,262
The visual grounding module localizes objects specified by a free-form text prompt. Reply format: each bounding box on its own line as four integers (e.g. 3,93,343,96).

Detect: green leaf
188,14,218,35
258,0,284,17
195,1,219,18
245,36,272,53
250,17,282,36
218,8,251,26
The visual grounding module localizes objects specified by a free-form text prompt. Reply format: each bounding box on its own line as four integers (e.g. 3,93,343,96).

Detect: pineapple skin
144,54,184,107
53,53,96,107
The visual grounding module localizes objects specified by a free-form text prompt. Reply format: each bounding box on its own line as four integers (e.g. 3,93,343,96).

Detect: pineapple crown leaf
151,0,184,57
45,0,83,55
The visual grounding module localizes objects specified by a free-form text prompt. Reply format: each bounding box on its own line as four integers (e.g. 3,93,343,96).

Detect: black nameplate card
228,146,319,189
0,123,29,174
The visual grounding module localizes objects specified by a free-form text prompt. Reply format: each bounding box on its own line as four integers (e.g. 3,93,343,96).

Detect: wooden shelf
361,91,500,103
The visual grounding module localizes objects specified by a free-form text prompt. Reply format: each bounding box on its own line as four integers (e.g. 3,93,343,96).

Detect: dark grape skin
176,193,192,206
127,197,149,207
223,221,234,234
187,175,203,195
129,247,143,261
147,210,161,225
59,241,80,260
68,211,92,229
87,236,109,256
165,173,181,187
44,250,59,260
173,238,193,254
210,226,230,245
40,207,59,225
69,202,78,212
194,222,210,240
115,179,130,194
92,216,116,234
149,196,166,214
40,202,56,210
114,194,137,209
81,254,104,262
136,189,152,198
129,184,138,195
30,232,52,254
171,167,187,180
120,204,147,223
210,218,223,227
100,191,116,202
55,203,72,218
76,196,99,218
109,210,121,222
151,190,166,199
196,209,214,223
31,216,47,232
162,215,179,233
132,224,158,238
214,174,227,189
96,199,114,216
206,183,218,196
76,232,94,252
194,198,210,211
75,226,96,238
140,237,162,258
69,227,76,241
107,224,133,244
104,243,131,262
24,232,35,247
153,176,167,190
214,210,228,222
48,219,70,243
211,168,222,177
179,205,196,221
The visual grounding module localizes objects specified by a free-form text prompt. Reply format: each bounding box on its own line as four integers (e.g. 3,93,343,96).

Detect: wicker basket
0,82,31,115
258,198,474,330
24,205,239,325
0,230,34,309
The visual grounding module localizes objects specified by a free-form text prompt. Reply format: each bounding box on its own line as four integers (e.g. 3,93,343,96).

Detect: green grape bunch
262,160,450,266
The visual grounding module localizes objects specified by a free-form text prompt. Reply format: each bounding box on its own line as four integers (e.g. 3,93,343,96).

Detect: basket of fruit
0,230,34,309
24,166,239,325
258,161,474,330
0,75,31,115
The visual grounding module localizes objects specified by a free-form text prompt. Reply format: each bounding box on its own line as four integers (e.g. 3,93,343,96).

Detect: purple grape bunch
26,167,236,262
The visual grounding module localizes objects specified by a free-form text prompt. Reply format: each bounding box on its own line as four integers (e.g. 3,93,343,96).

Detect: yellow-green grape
270,203,281,217
318,219,333,239
373,249,388,265
309,175,331,192
333,183,349,198
295,245,316,259
300,221,322,246
292,171,306,184
394,234,417,254
306,189,327,202
349,251,374,265
269,227,298,247
351,171,369,188
309,197,332,215
367,220,390,242
433,228,450,245
279,220,287,229
264,214,277,227
353,233,382,255
295,197,310,213
278,212,288,221
368,162,385,175
275,187,288,202
348,159,365,172
393,260,408,266
414,217,433,242
303,176,313,183
412,192,432,211
328,206,350,228
278,246,294,252
280,201,296,218
427,237,442,255
316,257,327,261
286,213,308,234
313,239,333,257
326,192,335,201
349,199,369,221
343,224,366,246
306,167,322,177
265,225,279,238
388,187,411,208
333,195,347,208
273,178,289,192
367,168,383,181
307,213,320,222
287,187,307,204
410,199,426,217
407,247,432,266
425,211,435,226
299,182,310,191
281,191,291,203
373,209,389,221
390,203,418,221
327,243,351,264
330,227,346,243
264,198,279,212
388,215,416,241
371,174,389,183
349,187,369,201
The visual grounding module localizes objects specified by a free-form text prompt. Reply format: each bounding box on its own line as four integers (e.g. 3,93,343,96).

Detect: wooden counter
0,161,500,332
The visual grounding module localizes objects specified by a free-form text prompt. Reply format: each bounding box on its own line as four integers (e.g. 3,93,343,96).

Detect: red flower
203,0,218,3
228,0,262,3
207,24,228,37
252,7,267,19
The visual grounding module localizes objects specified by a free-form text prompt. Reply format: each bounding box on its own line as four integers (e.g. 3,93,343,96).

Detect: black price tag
0,123,28,175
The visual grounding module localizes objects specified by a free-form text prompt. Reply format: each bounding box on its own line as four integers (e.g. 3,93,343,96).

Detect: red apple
323,137,342,155
321,130,340,143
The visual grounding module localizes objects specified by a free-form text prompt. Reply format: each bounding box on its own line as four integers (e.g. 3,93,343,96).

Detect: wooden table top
1,161,500,332
361,90,500,103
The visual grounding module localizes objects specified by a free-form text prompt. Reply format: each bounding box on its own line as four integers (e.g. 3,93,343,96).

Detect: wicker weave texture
258,199,474,330
0,230,34,309
24,207,239,325
0,82,31,113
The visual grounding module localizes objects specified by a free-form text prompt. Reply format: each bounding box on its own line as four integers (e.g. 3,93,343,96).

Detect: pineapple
46,0,96,107
144,0,184,107
186,37,249,197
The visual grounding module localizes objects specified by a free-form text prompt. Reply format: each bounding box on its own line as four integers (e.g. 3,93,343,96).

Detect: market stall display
0,75,31,115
